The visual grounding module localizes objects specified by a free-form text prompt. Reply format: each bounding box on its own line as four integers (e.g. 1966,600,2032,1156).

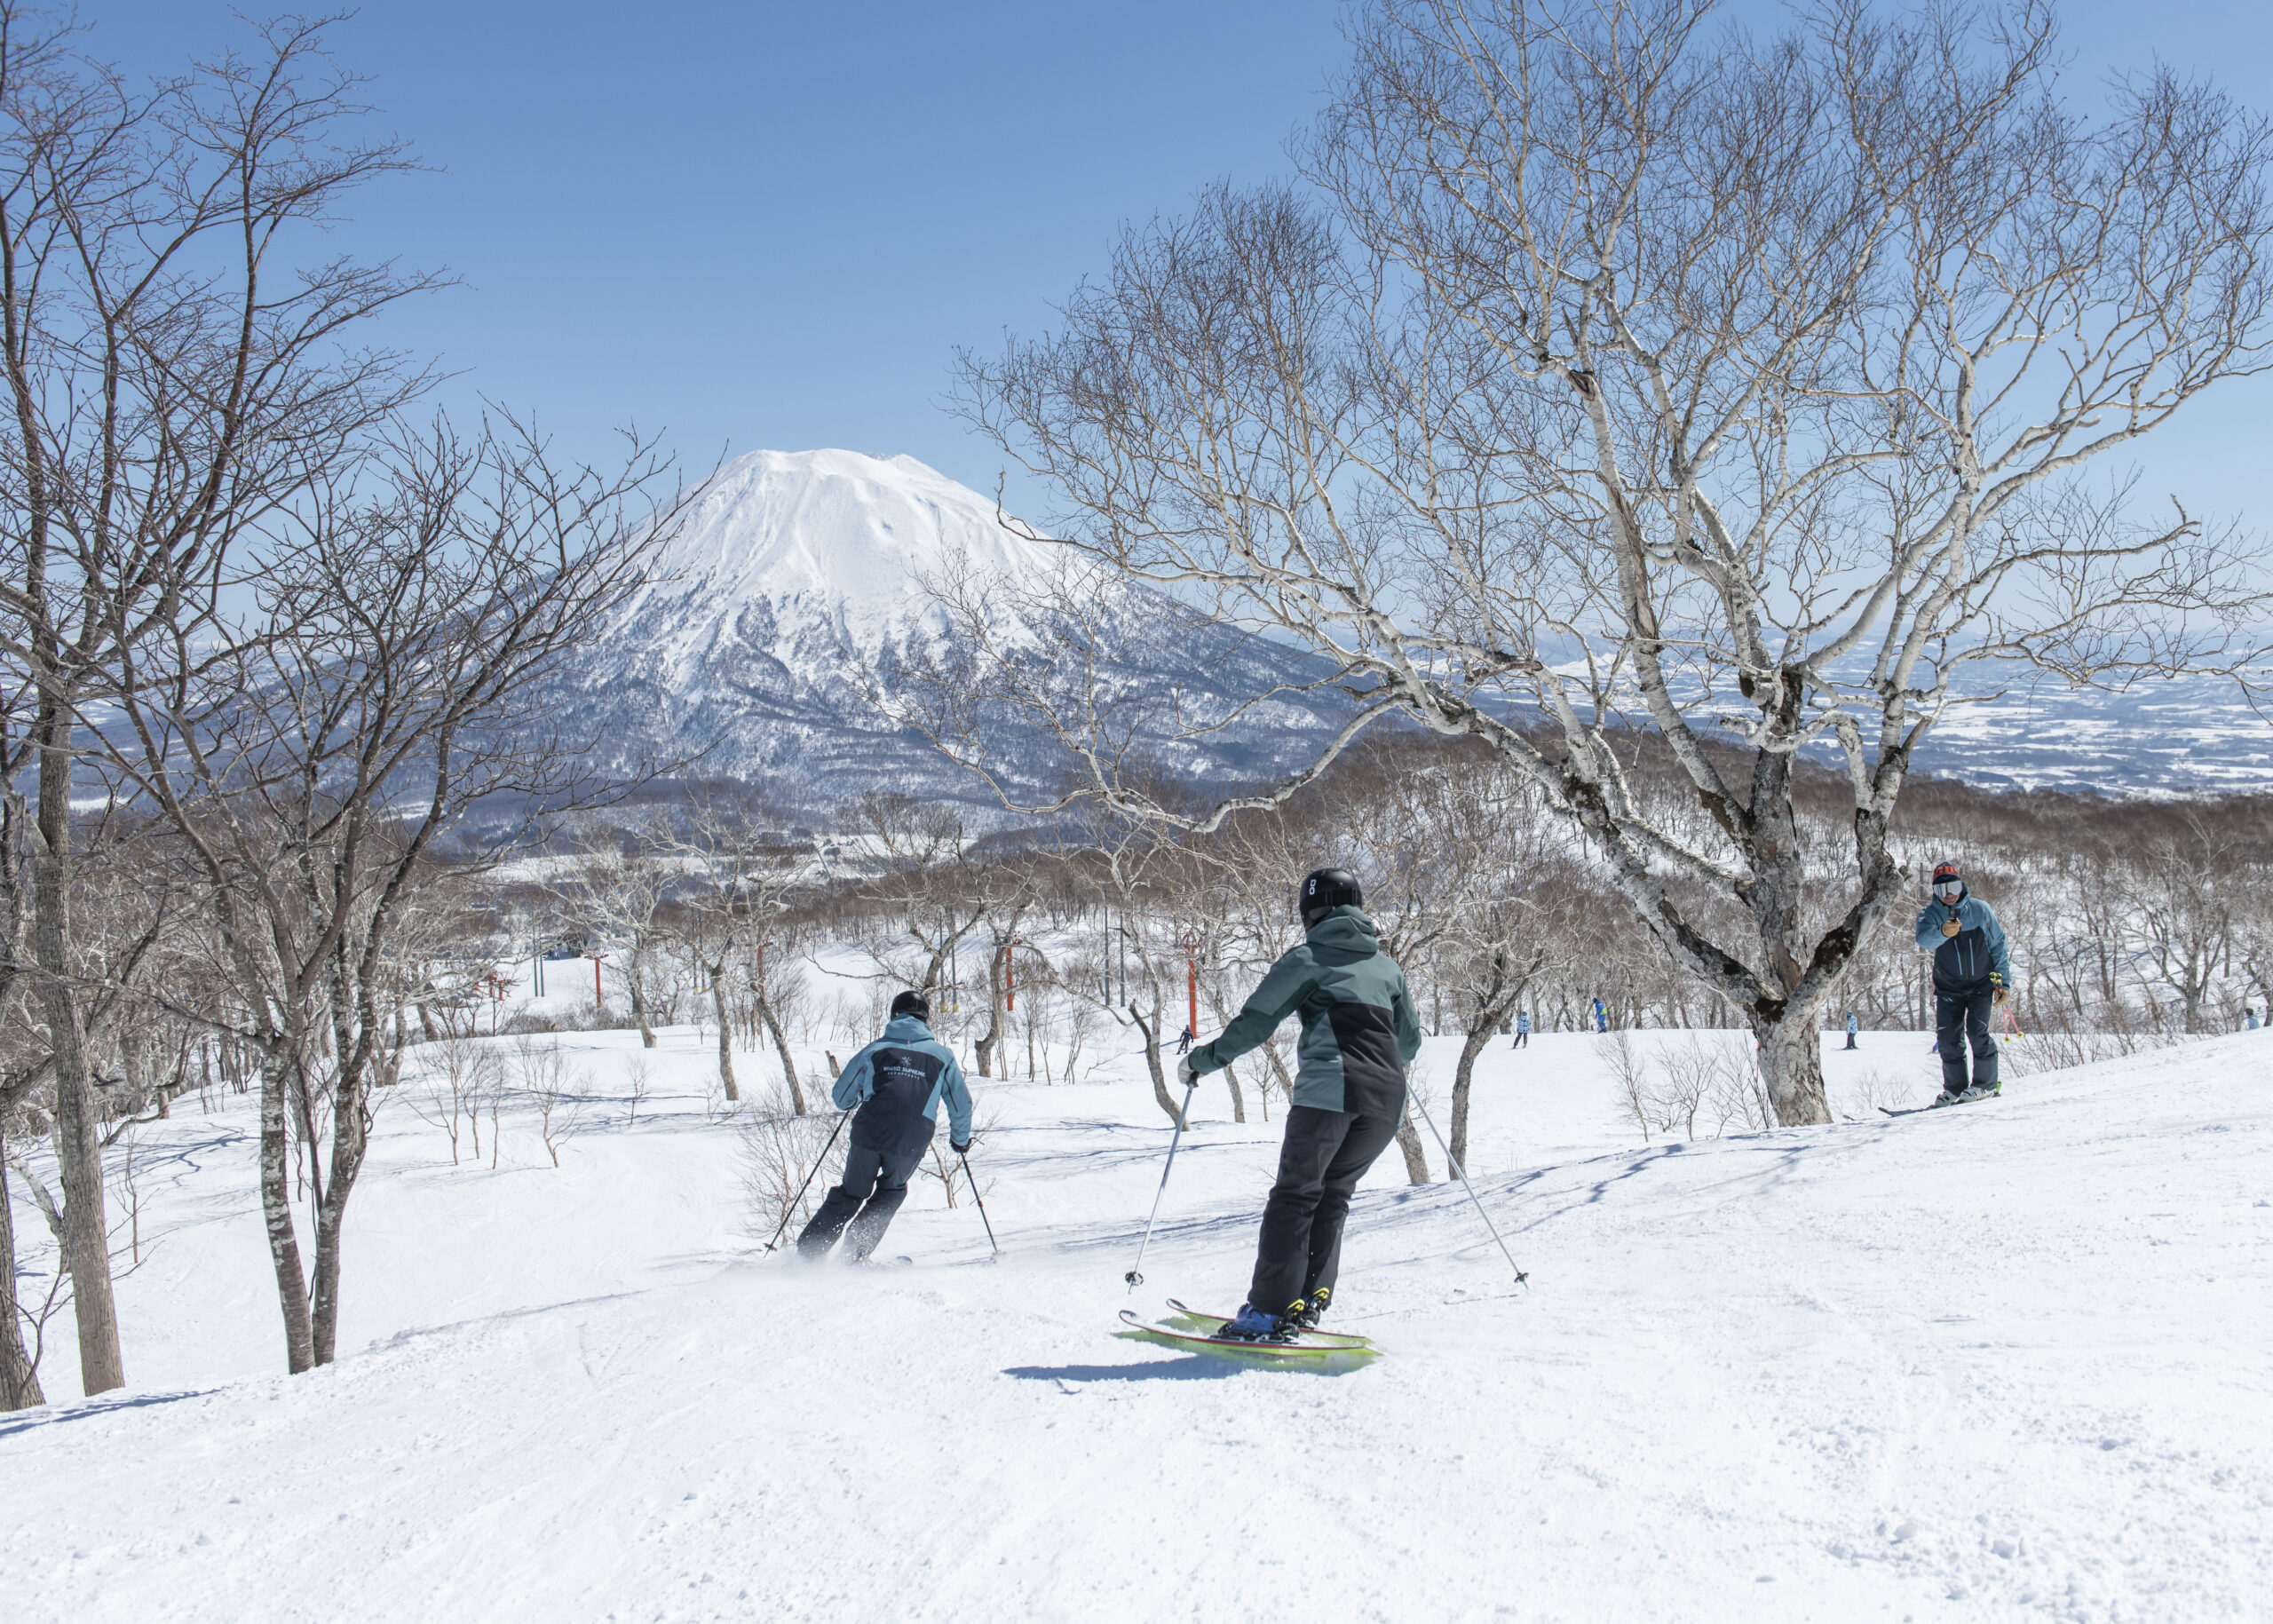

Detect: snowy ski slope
4,1025,2269,1621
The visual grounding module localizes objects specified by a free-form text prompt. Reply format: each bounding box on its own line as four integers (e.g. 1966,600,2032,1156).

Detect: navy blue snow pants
797,1142,924,1260
1935,986,1999,1095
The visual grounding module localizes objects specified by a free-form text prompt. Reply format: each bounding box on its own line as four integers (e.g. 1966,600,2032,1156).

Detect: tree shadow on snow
0,1384,221,1440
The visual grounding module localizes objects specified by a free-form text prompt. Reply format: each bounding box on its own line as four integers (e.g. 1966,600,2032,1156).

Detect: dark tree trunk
756,993,804,1114
1449,1022,1493,1176
0,1124,46,1409
1394,1109,1430,1184
708,963,737,1101
308,1062,373,1367
1451,969,1526,1173
974,943,1007,1078
631,941,658,1049
260,1050,315,1374
31,716,124,1397
1131,1004,1180,1123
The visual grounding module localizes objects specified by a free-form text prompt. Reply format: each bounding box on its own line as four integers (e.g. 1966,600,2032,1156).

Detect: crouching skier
797,990,970,1262
1176,867,1422,1343
1914,862,2012,1105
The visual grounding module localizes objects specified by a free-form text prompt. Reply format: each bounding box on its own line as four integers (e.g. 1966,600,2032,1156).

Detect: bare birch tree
554,814,677,1047
0,8,440,1391
108,416,685,1373
665,790,807,1108
949,0,2272,1124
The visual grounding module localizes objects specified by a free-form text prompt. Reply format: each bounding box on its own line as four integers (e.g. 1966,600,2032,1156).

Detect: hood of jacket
879,1014,935,1044
1304,905,1382,955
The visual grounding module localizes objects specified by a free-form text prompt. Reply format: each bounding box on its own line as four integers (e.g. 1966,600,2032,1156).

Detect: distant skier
1914,862,2011,1105
2245,1007,2261,1032
1843,1010,1859,1050
796,990,970,1262
1175,1026,1194,1056
1176,867,1422,1342
1591,997,1608,1034
1511,1010,1531,1050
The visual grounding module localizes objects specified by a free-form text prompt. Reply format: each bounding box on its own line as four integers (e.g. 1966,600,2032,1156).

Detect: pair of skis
1880,1095,2001,1118
1117,1299,1380,1361
1115,1073,1522,1362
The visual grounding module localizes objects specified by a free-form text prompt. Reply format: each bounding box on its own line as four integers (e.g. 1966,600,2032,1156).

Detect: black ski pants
1511,1031,1529,1049
1247,1103,1402,1316
796,1142,923,1260
1935,985,1999,1095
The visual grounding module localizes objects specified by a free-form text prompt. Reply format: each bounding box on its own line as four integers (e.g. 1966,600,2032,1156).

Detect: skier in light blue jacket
797,991,971,1261
1914,862,2012,1105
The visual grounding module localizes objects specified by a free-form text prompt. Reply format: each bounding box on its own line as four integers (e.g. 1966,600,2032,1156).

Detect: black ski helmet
890,989,931,1022
1298,867,1363,929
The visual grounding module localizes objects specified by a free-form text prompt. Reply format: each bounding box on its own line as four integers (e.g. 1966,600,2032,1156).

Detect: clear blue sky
87,1,2273,527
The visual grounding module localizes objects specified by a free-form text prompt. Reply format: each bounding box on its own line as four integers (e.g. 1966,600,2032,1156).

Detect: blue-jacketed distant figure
1843,1010,1859,1050
1914,862,2011,1105
797,990,970,1261
1511,1010,1531,1050
1591,997,1608,1034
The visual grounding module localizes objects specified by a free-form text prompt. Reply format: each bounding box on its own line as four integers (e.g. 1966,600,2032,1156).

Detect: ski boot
1286,1287,1330,1331
1955,1083,2000,1104
1928,1090,1965,1108
1216,1302,1301,1343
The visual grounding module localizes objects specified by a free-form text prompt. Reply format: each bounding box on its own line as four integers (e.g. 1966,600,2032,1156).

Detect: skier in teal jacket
1914,861,2012,1105
1179,867,1422,1341
797,991,970,1261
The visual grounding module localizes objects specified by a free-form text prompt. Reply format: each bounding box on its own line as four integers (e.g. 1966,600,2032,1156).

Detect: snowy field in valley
4,1014,2269,1622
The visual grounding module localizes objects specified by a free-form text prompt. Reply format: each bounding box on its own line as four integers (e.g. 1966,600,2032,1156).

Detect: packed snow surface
6,1022,2269,1621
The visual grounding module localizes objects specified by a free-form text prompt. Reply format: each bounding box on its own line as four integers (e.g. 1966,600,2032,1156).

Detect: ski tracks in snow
4,1029,2271,1620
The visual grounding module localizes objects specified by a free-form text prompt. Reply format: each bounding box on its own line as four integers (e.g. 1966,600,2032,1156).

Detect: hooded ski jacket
1913,890,2011,994
831,1014,971,1157
1186,906,1422,1114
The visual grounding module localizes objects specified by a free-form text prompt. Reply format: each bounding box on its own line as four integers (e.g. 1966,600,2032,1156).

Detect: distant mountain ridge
539,448,2272,812
541,448,1354,816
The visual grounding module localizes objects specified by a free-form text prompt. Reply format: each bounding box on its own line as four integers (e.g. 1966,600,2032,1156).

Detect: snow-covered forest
6,0,2273,1618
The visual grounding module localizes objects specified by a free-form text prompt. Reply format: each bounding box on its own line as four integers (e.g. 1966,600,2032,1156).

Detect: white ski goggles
1932,880,1963,899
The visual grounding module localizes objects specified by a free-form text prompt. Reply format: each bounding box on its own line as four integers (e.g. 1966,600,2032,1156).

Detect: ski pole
764,1111,849,1253
1124,1079,1199,1291
1408,1089,1529,1288
958,1149,1001,1257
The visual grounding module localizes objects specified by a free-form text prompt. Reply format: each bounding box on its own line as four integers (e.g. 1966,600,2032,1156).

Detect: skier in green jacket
1178,867,1422,1342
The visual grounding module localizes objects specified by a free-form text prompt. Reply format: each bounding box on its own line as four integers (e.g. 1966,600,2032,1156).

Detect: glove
1176,1055,1198,1088
1940,915,1961,938
1990,971,2008,1006
950,1138,971,1156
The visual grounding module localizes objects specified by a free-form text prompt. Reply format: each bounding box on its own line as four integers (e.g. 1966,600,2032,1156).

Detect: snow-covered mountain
543,448,1350,815
540,448,2271,812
